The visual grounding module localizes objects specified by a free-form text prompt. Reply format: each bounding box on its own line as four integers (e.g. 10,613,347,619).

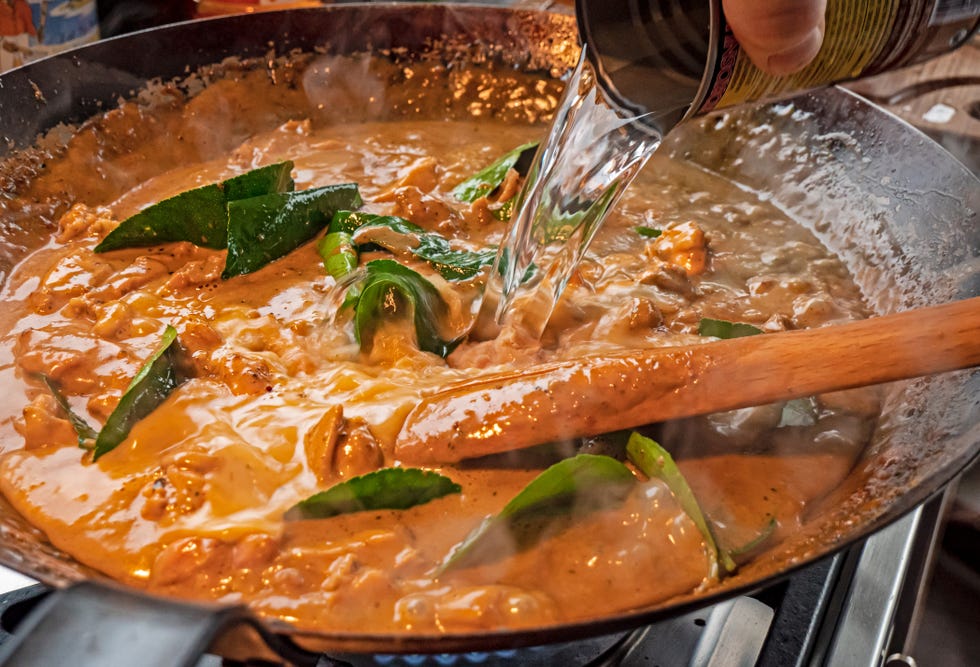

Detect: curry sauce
0,57,875,633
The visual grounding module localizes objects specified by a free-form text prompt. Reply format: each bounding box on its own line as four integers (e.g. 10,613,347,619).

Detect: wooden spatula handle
396,297,980,463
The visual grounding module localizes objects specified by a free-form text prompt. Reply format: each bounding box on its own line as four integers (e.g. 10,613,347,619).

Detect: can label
0,0,98,73
699,0,915,114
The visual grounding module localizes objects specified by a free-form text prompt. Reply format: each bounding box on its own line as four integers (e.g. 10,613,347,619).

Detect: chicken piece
202,349,275,395
335,417,385,478
304,405,343,485
86,391,120,423
461,196,498,229
638,258,697,299
394,157,440,193
56,204,118,243
86,255,171,303
495,167,522,203
140,449,218,523
140,468,207,523
149,537,232,588
179,317,223,355
304,405,384,484
164,254,225,294
590,297,664,344
231,534,281,572
90,302,157,341
647,221,708,275
15,328,134,395
17,393,79,450
28,252,114,316
375,185,460,234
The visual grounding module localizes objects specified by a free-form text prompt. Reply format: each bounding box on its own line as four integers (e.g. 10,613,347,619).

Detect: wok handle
0,580,340,667
0,581,244,667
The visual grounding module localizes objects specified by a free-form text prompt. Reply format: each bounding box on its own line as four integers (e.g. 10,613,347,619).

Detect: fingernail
766,26,824,76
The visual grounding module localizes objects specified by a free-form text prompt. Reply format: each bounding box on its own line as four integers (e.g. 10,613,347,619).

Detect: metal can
576,0,980,133
0,0,99,73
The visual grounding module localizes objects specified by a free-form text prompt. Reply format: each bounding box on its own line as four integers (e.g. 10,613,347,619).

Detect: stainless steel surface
593,597,772,666
691,597,774,667
0,569,33,596
819,505,928,667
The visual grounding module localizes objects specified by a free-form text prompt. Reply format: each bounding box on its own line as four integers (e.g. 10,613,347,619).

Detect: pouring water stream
476,49,675,337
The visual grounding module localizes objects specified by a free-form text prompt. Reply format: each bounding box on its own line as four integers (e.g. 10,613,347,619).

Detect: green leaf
697,318,764,339
778,398,817,427
95,162,295,252
223,183,362,278
626,432,734,574
38,374,98,449
635,225,662,238
725,517,777,558
347,212,425,243
415,237,498,281
491,198,516,221
441,454,636,572
93,326,185,461
328,209,386,235
452,141,539,203
317,231,358,280
346,212,496,281
352,259,456,356
284,468,461,520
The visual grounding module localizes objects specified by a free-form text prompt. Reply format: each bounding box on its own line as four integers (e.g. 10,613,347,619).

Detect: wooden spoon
395,296,980,464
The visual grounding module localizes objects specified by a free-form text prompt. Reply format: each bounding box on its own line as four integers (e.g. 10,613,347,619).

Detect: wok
0,3,977,663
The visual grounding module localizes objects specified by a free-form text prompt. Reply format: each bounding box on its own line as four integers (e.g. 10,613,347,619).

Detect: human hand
722,0,827,76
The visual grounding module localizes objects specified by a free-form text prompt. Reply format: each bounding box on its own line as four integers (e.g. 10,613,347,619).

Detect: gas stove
0,492,947,667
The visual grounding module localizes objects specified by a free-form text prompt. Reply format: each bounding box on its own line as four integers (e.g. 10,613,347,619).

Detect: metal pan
0,3,977,662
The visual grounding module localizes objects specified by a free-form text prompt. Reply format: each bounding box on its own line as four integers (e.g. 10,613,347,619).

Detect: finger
722,0,827,75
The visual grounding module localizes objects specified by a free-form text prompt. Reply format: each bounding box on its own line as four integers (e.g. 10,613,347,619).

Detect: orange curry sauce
0,56,875,633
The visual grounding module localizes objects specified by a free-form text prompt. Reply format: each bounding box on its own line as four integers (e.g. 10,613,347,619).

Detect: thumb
722,0,827,76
